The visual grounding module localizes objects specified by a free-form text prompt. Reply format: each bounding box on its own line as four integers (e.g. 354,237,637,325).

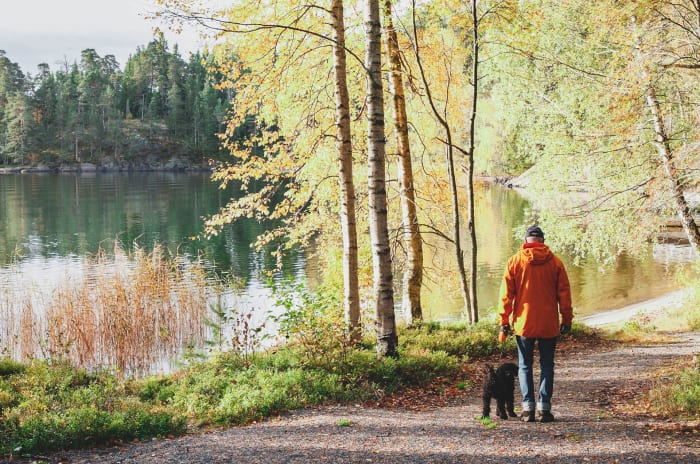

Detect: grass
641,283,700,418
0,360,187,456
478,416,498,429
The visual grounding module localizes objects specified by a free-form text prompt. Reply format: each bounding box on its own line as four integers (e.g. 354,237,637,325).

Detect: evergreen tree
0,51,25,157
32,63,58,149
166,52,186,137
2,91,34,164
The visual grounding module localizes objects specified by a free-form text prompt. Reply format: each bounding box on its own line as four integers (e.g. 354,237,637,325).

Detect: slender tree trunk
366,0,397,357
382,0,423,326
410,1,471,320
331,0,362,344
466,0,479,323
447,141,471,321
645,87,700,253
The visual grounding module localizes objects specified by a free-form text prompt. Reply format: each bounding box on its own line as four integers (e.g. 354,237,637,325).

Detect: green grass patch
647,366,700,419
399,320,515,359
479,416,498,429
0,360,186,457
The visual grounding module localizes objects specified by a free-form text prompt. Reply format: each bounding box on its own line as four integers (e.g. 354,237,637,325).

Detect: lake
0,173,691,373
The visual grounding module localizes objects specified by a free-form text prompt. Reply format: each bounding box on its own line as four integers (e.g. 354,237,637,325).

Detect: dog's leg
506,398,517,417
481,392,491,418
496,397,508,420
506,383,517,417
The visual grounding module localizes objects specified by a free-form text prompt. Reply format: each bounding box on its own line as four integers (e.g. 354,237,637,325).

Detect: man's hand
559,324,571,336
498,324,511,343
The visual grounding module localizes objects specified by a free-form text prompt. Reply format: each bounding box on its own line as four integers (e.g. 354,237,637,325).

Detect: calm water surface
0,173,691,371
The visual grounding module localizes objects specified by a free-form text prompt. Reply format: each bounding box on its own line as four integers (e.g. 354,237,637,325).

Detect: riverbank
30,330,700,464
1,287,699,462
578,288,694,328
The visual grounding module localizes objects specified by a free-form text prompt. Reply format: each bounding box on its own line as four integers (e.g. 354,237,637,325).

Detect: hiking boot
520,410,535,422
538,410,555,423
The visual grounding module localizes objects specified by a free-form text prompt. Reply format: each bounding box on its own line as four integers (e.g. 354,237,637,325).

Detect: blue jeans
516,336,557,412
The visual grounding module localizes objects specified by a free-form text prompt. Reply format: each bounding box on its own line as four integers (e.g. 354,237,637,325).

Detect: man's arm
498,262,515,326
557,262,573,326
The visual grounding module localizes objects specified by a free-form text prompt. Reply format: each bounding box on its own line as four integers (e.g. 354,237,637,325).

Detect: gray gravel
8,332,700,464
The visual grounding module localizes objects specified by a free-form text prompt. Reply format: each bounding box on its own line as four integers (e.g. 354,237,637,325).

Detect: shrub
648,367,700,418
400,320,511,359
0,358,25,377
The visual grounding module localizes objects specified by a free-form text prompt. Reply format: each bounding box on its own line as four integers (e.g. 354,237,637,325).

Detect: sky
0,0,206,74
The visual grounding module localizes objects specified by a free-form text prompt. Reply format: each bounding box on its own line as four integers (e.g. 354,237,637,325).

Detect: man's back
500,242,572,338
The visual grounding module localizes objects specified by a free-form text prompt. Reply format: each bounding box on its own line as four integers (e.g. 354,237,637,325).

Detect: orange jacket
499,243,573,338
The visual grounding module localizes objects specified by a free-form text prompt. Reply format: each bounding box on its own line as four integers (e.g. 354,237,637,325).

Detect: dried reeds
34,243,214,376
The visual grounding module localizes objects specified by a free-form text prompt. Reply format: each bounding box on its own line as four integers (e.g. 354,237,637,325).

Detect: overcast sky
0,0,205,74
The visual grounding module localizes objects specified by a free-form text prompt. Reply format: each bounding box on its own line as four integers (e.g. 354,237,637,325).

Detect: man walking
499,225,573,422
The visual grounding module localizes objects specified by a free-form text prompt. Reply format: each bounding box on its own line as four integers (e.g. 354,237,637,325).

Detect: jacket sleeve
498,261,515,326
557,262,573,325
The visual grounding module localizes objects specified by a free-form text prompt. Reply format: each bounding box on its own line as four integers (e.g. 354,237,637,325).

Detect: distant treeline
0,38,233,167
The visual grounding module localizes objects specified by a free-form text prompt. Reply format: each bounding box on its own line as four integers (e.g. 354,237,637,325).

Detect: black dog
481,362,519,420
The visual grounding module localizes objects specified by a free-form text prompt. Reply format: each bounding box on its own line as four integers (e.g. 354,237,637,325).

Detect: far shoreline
0,161,212,175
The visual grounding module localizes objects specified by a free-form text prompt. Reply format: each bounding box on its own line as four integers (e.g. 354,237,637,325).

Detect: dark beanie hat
526,226,545,239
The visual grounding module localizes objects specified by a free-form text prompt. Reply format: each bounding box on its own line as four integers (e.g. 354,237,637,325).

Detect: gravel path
14,331,700,464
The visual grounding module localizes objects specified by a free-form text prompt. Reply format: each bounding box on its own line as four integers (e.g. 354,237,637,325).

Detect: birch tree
366,0,398,356
632,5,700,253
409,0,471,321
488,0,700,260
331,0,362,343
464,0,480,323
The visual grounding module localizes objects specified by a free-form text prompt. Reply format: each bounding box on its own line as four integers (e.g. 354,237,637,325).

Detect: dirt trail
18,332,700,464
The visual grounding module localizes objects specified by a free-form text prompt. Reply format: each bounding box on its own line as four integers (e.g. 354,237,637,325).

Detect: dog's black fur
481,362,518,420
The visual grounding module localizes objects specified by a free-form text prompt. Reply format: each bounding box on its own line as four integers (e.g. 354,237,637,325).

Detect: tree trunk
331,0,362,344
466,0,479,323
645,86,700,254
366,0,398,357
447,141,472,322
409,1,471,321
382,0,423,326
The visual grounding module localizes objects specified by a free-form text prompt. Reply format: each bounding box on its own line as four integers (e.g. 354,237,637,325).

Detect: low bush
400,320,513,358
0,358,25,377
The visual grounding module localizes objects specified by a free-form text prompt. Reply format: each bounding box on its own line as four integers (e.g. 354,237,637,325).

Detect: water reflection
0,174,691,373
0,172,309,285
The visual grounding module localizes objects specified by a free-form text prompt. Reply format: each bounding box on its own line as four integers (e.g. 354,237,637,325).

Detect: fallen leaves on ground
364,332,614,411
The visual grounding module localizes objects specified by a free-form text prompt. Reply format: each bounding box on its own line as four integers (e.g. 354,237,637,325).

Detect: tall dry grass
0,244,213,376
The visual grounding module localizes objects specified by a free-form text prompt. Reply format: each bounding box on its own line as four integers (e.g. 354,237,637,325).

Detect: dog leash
498,325,511,359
